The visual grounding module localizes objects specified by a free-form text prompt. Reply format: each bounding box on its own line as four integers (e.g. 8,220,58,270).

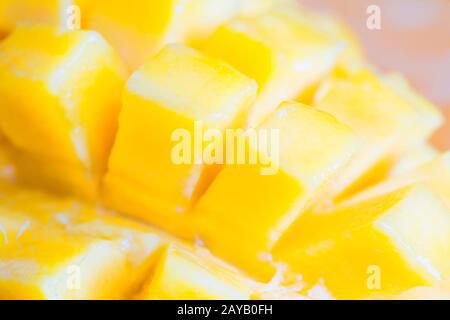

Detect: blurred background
300,0,450,150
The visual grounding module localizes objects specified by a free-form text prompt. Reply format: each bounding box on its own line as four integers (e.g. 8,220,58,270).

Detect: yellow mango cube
200,11,341,127
86,0,270,70
382,72,443,144
273,1,366,74
350,152,450,210
275,185,450,299
137,244,257,300
0,186,162,300
102,44,257,238
315,69,443,201
193,102,358,280
0,26,127,198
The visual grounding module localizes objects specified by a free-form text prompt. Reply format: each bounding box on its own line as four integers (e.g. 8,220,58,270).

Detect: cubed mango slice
86,0,271,70
275,185,450,299
200,10,341,127
0,26,127,198
193,102,358,280
102,44,257,238
0,185,162,300
314,69,443,202
350,152,450,210
137,244,257,300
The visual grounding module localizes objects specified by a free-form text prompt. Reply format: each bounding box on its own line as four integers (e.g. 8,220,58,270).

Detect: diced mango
350,152,450,210
389,144,439,176
382,72,443,143
193,102,358,280
275,185,450,299
314,69,443,202
0,185,162,299
0,26,127,198
335,143,439,200
200,10,341,127
102,44,257,238
137,244,257,300
86,0,271,70
273,1,366,74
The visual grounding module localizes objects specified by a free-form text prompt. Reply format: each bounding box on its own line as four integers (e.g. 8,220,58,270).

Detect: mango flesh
0,0,448,300
275,185,450,299
314,69,443,202
194,102,358,280
200,10,340,127
86,0,272,71
103,44,257,238
137,244,258,300
0,184,162,299
350,152,450,210
0,26,126,198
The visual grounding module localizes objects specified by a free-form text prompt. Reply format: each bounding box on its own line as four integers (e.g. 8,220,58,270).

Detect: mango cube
273,1,366,74
0,185,162,299
314,70,443,201
350,152,450,210
200,11,341,126
87,0,271,70
137,244,257,300
193,102,358,280
275,185,450,299
0,26,127,198
103,44,257,238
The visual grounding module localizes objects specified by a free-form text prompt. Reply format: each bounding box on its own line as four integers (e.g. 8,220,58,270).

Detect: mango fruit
0,0,448,300
102,44,257,238
0,183,162,299
0,26,127,198
200,10,341,127
137,244,257,300
350,152,450,210
194,102,358,280
86,0,273,70
314,69,443,202
275,184,450,299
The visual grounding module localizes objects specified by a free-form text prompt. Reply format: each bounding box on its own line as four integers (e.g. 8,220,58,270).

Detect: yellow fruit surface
194,102,358,280
201,10,340,127
315,69,443,202
103,44,257,238
275,185,450,299
0,0,449,301
0,26,126,198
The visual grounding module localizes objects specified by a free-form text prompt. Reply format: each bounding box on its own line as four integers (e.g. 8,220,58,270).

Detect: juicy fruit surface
0,26,126,198
194,102,358,280
103,44,257,237
0,0,449,300
275,185,450,299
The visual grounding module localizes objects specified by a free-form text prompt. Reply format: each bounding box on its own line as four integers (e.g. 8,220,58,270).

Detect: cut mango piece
382,72,444,143
193,102,358,280
315,69,443,202
200,10,340,127
137,244,257,300
350,152,450,210
0,185,162,300
103,44,257,238
389,144,439,176
0,26,127,198
335,143,439,201
275,185,450,299
86,0,270,70
273,1,366,74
